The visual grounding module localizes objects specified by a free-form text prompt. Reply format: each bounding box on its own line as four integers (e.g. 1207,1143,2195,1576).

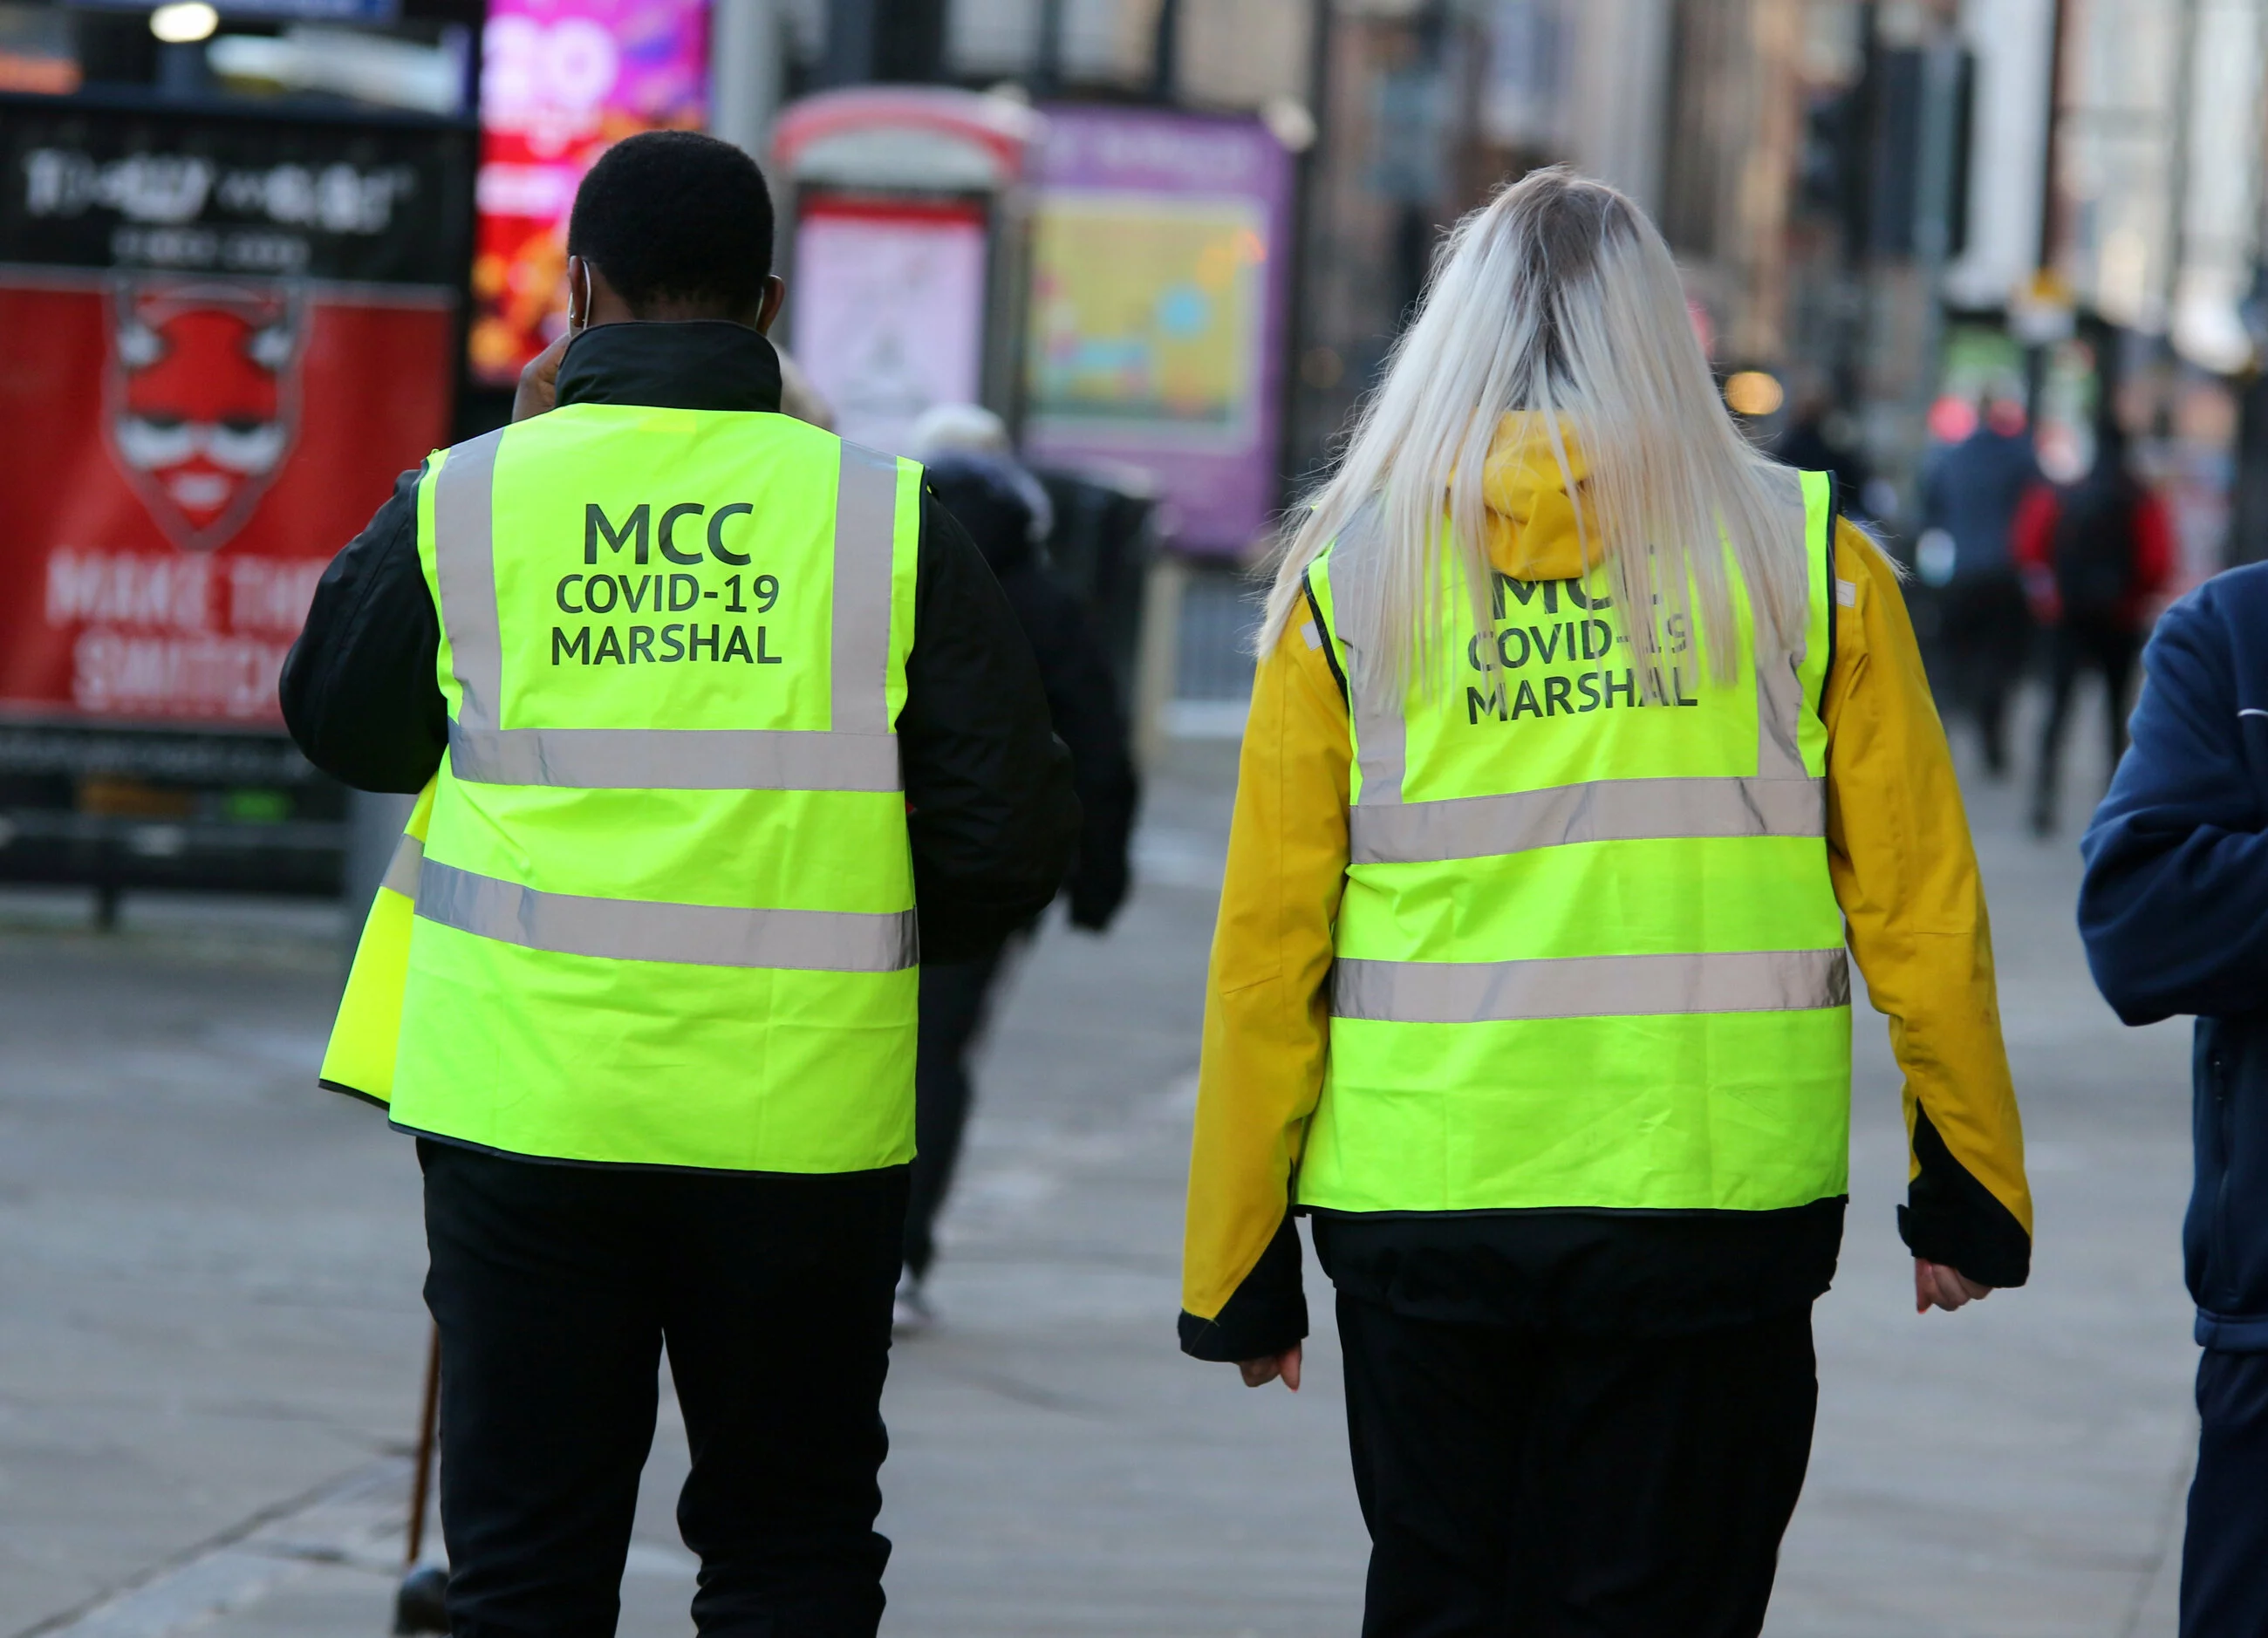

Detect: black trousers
1938,570,2032,775
419,1139,907,1638
2034,617,2142,822
2183,1348,2268,1636
903,948,1007,1280
1336,1293,1818,1638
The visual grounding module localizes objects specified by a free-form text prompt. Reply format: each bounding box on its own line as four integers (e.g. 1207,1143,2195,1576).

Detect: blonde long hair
1260,168,1804,698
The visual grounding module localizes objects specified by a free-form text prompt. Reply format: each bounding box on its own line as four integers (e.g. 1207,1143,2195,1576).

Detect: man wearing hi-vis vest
281,133,1076,1637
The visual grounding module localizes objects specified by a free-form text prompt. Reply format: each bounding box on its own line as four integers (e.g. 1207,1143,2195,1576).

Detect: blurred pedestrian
1772,378,1869,509
1919,392,2041,775
2014,419,2175,834
2079,563,2268,1637
1180,168,2031,1638
283,132,1076,1636
894,405,1139,1330
777,344,836,428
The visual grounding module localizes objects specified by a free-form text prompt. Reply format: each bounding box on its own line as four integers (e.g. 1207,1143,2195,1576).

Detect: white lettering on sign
46,548,215,633
24,150,213,223
228,556,325,636
475,163,577,220
72,630,290,720
212,162,414,235
481,15,621,138
23,149,415,234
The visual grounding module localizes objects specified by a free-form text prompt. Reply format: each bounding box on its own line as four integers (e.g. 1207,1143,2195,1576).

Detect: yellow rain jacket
320,780,434,1106
1179,420,2032,1357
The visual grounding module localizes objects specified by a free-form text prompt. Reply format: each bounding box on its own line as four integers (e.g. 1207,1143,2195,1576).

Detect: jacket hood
1480,413,1595,584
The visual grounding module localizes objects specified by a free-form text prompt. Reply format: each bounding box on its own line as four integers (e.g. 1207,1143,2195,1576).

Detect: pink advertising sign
468,0,709,386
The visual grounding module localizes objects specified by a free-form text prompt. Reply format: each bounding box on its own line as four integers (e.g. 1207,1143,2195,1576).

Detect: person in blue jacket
2079,562,2268,1636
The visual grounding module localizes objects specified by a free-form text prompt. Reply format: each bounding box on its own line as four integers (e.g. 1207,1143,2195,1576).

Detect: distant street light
149,1,218,43
1724,370,1786,418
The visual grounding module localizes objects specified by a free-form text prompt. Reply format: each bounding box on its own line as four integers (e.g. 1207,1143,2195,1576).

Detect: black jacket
2080,563,2268,1350
280,321,1079,964
923,453,1137,932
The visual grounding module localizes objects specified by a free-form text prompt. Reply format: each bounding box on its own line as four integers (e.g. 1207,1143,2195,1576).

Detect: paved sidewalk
0,686,2203,1638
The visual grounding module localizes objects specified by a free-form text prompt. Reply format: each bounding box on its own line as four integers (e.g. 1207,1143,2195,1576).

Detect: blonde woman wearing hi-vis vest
1178,169,2032,1636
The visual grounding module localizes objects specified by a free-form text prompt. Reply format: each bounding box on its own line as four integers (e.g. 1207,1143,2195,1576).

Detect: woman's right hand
1239,1344,1302,1391
1914,1259,1993,1313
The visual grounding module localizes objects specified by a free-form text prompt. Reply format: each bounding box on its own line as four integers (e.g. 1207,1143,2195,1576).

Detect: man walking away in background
282,133,1077,1636
2079,559,2268,1636
1919,392,2040,777
2015,419,2173,834
893,405,1139,1329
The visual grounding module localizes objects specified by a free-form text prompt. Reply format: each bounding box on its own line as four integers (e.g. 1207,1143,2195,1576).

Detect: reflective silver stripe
1757,478,1814,779
1755,651,1809,781
429,435,904,789
380,832,426,898
416,858,918,973
1331,948,1849,1024
1353,675,1408,806
830,442,899,736
446,721,899,792
1348,775,1823,865
434,428,508,730
1331,507,1408,804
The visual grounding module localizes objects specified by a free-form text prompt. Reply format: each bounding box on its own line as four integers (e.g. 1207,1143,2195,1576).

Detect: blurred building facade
724,0,2268,570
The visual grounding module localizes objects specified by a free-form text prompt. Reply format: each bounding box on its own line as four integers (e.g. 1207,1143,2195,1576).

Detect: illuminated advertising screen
1022,107,1294,556
789,195,988,454
468,0,707,386
1028,194,1267,439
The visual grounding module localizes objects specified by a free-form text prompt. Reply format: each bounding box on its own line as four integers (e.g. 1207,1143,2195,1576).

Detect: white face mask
568,264,591,334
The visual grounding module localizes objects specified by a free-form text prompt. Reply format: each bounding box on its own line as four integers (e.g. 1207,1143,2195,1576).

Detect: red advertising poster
0,100,472,733
468,0,709,386
0,276,451,724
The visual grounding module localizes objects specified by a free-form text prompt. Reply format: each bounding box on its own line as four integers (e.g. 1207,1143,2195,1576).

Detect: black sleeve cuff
1178,1213,1310,1362
1896,1106,2032,1287
912,880,1053,963
900,494,1083,949
279,464,447,793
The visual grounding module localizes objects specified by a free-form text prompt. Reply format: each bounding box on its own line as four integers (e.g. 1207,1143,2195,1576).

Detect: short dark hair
567,132,775,317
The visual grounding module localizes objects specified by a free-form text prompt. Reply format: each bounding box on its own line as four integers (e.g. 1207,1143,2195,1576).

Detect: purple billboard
1022,107,1295,556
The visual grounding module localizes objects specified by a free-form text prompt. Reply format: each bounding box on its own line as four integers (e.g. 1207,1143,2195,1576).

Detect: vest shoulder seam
1301,568,1349,706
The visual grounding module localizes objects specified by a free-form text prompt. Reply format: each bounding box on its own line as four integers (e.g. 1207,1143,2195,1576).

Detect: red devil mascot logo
105,279,304,553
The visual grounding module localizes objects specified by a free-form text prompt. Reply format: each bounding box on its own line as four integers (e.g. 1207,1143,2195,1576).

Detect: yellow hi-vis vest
321,406,924,1172
320,778,434,1105
1300,468,1848,1215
